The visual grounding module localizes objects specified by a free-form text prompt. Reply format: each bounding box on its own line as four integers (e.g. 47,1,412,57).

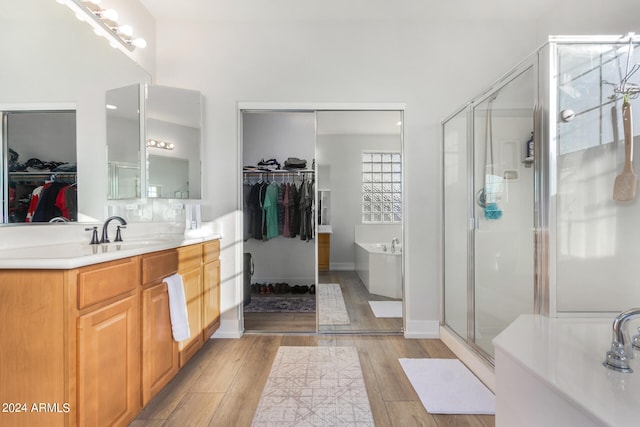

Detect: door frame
237,102,407,334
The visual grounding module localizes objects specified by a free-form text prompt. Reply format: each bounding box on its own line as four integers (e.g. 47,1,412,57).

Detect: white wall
145,0,640,337
316,134,401,269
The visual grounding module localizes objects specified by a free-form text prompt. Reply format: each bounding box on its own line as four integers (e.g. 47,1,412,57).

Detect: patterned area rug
252,346,374,426
244,296,316,313
317,283,350,325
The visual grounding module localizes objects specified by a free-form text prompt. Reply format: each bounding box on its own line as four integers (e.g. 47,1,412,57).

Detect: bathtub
355,242,402,299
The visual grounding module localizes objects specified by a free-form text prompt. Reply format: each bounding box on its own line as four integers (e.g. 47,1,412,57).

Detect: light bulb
167,143,175,150
102,8,118,22
118,25,133,36
131,38,147,48
109,40,119,49
75,12,85,21
158,141,166,148
93,27,104,37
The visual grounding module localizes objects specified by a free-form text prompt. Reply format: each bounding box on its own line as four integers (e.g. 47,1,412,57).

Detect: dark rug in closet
244,295,316,313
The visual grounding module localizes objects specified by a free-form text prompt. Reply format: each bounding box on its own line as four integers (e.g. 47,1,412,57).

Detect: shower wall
553,40,640,313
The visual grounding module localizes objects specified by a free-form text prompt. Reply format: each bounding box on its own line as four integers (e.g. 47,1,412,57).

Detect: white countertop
493,314,640,427
0,233,221,269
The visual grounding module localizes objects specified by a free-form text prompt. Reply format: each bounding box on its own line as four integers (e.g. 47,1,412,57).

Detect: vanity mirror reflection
1,109,77,223
106,84,202,200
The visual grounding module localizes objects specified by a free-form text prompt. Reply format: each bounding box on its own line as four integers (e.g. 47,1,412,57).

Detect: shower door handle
470,217,480,230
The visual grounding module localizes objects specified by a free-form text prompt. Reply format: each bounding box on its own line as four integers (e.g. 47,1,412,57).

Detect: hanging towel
163,274,191,342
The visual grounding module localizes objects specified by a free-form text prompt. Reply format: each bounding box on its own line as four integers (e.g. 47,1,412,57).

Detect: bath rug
368,300,402,318
244,296,316,313
252,346,374,426
399,358,495,414
317,283,350,325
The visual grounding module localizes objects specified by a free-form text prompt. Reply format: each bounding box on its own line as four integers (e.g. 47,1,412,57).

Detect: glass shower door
443,107,470,339
472,66,536,357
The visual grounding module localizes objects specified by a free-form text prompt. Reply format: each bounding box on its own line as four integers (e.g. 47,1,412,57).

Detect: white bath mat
252,346,374,426
399,358,495,414
317,283,350,325
368,301,402,318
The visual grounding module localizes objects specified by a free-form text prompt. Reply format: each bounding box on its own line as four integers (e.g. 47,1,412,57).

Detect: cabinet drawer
78,257,140,309
177,244,202,271
203,239,220,263
142,249,179,285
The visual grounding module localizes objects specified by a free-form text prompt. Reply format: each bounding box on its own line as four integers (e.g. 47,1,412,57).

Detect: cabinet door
177,266,204,367
203,259,221,339
318,233,330,271
141,282,179,406
77,293,140,427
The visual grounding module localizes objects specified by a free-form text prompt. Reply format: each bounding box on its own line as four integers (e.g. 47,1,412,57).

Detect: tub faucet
603,307,640,373
100,216,127,243
391,237,400,253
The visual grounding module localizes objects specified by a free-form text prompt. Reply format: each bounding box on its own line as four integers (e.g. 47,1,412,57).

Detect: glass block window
362,151,402,223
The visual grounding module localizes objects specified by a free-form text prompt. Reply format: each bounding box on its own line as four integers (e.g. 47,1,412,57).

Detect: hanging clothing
243,182,253,241
263,182,280,240
32,181,66,222
300,178,315,241
282,183,291,238
288,181,299,238
277,183,286,235
249,182,264,240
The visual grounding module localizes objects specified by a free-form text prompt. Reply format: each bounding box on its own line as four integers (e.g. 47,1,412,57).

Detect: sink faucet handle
84,226,100,245
114,225,126,242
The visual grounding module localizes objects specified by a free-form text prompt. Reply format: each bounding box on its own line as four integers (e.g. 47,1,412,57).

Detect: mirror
2,110,77,223
106,85,141,199
1,0,152,223
106,84,202,200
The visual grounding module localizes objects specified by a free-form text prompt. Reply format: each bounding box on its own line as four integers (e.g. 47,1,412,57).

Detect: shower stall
442,35,640,364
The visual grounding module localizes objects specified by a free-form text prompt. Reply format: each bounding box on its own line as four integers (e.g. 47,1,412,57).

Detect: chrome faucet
603,307,640,373
391,237,400,253
100,216,127,243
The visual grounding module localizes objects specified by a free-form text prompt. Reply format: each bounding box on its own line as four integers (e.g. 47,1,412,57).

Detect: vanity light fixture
56,0,147,54
146,139,175,150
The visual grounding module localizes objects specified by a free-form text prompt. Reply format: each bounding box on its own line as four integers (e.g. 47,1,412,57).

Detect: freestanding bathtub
355,242,402,299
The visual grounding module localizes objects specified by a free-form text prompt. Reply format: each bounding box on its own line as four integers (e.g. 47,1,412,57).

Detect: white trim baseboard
212,320,243,339
329,262,355,271
403,320,440,338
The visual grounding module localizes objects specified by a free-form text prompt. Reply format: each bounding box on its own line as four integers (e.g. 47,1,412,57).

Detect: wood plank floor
130,335,495,427
244,271,403,333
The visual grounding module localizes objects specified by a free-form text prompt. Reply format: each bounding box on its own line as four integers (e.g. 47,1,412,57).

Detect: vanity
0,233,221,427
494,315,640,427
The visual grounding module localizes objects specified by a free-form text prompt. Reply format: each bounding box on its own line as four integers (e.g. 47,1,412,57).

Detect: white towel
163,273,191,342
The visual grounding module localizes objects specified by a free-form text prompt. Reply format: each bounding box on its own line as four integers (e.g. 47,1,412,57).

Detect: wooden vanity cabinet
177,244,204,367
0,239,221,426
76,257,141,427
140,249,179,406
203,239,221,339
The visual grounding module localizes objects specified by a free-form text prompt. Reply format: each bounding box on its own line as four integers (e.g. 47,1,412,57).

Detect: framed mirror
106,84,202,200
